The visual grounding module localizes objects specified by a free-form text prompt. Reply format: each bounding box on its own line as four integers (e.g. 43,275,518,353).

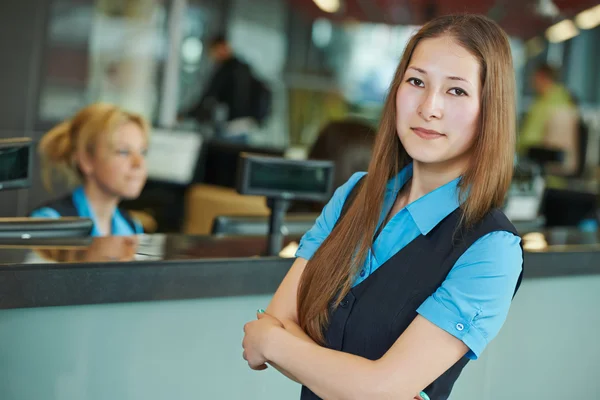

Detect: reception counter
1,229,599,310
0,230,599,399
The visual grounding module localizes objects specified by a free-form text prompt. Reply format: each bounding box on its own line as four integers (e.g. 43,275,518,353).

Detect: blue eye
407,77,424,87
449,87,468,96
117,149,130,156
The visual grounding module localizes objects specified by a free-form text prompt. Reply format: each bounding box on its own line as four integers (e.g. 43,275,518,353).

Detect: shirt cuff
417,296,487,360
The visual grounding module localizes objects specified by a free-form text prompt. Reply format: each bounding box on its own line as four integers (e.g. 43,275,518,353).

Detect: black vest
31,194,138,233
300,181,523,400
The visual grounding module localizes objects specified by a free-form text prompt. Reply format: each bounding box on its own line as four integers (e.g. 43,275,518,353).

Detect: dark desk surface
0,228,597,265
0,234,303,265
0,230,599,310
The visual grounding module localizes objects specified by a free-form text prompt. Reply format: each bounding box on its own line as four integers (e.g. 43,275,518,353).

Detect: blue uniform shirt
30,186,143,237
296,163,522,359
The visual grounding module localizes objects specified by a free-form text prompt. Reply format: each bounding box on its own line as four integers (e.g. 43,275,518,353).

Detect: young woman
30,103,149,236
242,14,523,400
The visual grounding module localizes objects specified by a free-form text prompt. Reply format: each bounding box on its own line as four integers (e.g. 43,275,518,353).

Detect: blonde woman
30,103,149,236
242,14,523,400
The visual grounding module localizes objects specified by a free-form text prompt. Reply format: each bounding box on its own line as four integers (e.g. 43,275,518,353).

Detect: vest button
340,299,349,308
360,269,366,277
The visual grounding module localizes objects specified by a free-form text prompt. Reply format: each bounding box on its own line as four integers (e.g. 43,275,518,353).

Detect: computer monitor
145,129,203,185
236,153,335,202
236,154,334,256
504,163,545,222
211,214,318,236
0,138,33,191
196,140,285,188
541,188,597,227
0,218,93,240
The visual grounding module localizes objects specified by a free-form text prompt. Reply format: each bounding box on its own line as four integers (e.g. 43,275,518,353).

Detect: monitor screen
248,162,331,195
0,217,93,241
0,139,32,191
145,129,203,185
237,154,334,201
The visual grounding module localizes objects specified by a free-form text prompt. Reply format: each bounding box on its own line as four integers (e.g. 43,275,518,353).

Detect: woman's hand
242,312,284,370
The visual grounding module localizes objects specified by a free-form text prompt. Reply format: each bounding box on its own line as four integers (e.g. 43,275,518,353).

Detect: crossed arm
242,257,468,400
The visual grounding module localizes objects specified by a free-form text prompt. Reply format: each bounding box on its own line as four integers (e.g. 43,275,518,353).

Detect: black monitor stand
266,197,290,256
236,154,334,256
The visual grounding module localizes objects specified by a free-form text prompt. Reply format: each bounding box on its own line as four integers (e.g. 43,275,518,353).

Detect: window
36,0,170,127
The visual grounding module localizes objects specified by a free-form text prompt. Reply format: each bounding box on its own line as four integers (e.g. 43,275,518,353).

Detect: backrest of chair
183,184,270,235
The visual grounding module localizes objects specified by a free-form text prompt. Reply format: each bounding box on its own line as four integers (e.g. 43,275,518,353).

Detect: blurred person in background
30,103,148,236
179,34,271,140
242,14,522,400
290,119,376,213
518,63,581,176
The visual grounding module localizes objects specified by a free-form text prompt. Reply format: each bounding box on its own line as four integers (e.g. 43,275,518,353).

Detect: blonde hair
298,14,517,345
39,103,150,192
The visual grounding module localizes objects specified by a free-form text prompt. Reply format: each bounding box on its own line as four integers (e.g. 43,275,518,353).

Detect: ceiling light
545,19,579,43
575,4,600,30
181,37,203,64
313,0,340,13
535,0,560,18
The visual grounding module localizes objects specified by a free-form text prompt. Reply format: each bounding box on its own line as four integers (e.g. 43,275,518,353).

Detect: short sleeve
29,207,61,219
295,172,367,260
416,231,523,360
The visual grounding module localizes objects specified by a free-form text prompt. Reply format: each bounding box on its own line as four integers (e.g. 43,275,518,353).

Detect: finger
257,312,276,322
259,313,284,328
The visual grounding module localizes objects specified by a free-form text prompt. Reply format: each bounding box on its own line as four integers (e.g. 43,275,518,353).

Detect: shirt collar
72,186,94,220
387,163,462,236
73,186,125,236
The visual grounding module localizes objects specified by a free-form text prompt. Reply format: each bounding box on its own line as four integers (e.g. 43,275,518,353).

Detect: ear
75,149,94,177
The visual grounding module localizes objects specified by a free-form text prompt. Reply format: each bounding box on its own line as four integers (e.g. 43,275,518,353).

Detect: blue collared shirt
30,186,143,237
296,164,522,359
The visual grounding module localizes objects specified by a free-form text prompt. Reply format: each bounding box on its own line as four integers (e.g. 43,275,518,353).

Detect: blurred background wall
0,0,599,221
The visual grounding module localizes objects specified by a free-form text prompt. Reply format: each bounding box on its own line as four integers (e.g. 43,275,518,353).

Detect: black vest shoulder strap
30,194,79,217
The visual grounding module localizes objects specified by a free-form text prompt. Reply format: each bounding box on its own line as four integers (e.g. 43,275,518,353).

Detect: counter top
0,230,599,309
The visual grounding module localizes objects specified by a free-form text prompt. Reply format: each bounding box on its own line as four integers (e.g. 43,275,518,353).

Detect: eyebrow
407,66,471,85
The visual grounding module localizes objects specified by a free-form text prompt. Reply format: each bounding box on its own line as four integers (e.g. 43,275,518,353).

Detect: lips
126,174,146,181
411,127,445,140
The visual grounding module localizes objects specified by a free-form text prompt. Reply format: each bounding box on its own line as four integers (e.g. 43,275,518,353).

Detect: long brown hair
297,14,516,345
39,102,150,192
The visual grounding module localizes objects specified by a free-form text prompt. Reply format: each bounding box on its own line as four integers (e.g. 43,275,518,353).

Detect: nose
417,89,443,121
131,152,145,169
